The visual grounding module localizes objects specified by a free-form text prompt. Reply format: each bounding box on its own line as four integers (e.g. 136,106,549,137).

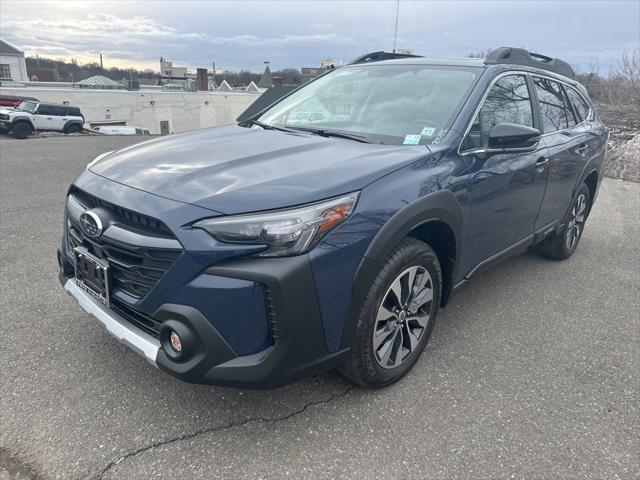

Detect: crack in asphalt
96,385,355,479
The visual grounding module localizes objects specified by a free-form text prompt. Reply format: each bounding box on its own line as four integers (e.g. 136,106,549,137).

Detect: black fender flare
11,118,34,131
340,189,463,350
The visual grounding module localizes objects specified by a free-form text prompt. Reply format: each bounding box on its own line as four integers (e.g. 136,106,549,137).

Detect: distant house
301,59,343,83
27,66,59,82
0,37,28,82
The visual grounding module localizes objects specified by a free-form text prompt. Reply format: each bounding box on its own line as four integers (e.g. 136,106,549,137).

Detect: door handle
576,144,589,155
535,157,548,173
46,117,53,120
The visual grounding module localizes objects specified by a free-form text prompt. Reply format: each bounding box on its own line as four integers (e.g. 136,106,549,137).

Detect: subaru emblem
79,210,103,238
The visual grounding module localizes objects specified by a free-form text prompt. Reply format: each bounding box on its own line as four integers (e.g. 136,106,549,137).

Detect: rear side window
565,87,591,123
38,105,66,116
533,77,571,133
463,74,534,150
67,107,82,117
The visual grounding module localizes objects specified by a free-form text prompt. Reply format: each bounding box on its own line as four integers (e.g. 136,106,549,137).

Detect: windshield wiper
245,119,297,133
284,126,384,144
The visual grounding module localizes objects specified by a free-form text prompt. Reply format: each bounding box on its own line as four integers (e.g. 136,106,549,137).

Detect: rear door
532,76,591,229
460,73,550,269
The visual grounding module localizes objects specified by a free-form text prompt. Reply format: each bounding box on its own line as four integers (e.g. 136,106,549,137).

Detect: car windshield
257,64,478,145
17,101,37,113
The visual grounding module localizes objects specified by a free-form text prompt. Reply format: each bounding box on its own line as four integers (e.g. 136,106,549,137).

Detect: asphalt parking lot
1,135,638,480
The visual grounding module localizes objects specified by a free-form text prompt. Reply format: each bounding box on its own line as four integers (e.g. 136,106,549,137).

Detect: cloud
0,13,354,69
1,1,637,71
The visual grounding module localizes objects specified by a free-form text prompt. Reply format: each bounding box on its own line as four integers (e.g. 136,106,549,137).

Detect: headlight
86,150,115,170
194,192,360,257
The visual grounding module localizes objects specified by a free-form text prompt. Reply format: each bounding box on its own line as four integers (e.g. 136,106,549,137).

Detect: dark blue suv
58,48,608,388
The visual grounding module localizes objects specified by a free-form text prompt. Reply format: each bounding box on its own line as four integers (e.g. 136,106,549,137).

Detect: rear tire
11,122,32,139
65,124,83,134
341,238,441,388
537,183,590,260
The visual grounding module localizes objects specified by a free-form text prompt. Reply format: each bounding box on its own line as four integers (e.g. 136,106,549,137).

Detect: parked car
58,48,607,389
0,101,84,139
0,95,39,108
91,125,151,135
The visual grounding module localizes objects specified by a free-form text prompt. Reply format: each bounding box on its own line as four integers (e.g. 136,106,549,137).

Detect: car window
67,107,82,117
462,74,534,150
533,77,571,133
258,65,478,145
37,105,65,116
565,87,590,123
50,106,67,116
17,101,37,113
36,105,52,115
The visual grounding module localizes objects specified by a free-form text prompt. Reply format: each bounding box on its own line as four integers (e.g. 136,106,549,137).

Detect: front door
32,104,59,131
459,73,550,271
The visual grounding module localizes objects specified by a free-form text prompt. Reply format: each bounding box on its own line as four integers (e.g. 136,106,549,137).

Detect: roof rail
484,47,575,79
348,51,422,65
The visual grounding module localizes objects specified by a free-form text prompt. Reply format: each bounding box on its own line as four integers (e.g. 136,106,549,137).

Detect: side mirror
488,123,541,150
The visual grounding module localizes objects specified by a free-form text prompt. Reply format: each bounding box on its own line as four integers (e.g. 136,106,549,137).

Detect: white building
320,58,344,69
160,57,188,80
0,38,28,82
0,84,261,134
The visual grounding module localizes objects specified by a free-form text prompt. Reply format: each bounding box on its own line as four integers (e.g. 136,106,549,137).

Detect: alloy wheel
566,193,587,249
373,266,434,369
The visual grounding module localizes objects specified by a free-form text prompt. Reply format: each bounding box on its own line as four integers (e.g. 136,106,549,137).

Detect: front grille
110,298,162,338
67,190,182,299
69,186,173,238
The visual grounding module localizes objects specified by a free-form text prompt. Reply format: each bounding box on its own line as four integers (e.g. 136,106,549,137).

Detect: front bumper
59,248,350,389
64,278,160,366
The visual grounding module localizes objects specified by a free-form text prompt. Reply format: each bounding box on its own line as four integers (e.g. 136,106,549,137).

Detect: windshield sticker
431,128,448,144
421,127,436,137
403,134,421,145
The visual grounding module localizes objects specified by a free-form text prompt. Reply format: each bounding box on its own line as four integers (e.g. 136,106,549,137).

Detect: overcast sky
1,0,638,73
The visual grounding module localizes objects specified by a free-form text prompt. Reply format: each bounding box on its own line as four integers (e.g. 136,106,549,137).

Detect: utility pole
392,0,400,53
99,53,103,69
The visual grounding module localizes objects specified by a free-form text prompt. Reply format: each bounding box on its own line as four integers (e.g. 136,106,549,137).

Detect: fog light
169,330,182,353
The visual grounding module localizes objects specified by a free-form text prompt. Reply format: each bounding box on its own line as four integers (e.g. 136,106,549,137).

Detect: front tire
11,122,32,139
537,183,590,260
341,238,441,388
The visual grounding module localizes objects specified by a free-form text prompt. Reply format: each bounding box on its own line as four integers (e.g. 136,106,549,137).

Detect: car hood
89,125,429,214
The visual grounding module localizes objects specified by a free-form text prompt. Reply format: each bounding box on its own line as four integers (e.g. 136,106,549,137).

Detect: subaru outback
58,48,607,388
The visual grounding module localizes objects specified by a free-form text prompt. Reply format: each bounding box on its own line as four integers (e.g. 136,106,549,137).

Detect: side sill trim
465,234,534,280
64,279,160,366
